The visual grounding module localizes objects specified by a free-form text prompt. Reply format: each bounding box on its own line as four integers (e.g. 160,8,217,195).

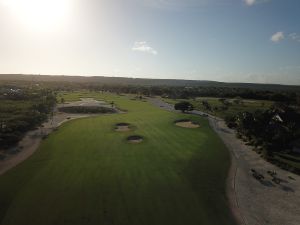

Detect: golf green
0,93,236,225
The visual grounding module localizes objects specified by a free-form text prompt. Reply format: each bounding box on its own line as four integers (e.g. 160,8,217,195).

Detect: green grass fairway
0,93,236,225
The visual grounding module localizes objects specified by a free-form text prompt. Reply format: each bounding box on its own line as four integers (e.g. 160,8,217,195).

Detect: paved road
149,98,300,225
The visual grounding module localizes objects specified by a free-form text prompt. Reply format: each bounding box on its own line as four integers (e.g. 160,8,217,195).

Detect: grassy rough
0,92,236,225
164,97,273,119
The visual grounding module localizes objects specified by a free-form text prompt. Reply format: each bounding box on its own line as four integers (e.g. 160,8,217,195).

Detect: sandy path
149,97,300,225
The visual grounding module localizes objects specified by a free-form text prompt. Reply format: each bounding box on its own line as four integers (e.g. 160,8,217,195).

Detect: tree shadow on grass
0,155,51,223
280,185,295,193
182,146,237,225
259,180,275,187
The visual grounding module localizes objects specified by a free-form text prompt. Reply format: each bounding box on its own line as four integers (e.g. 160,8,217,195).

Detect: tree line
1,80,299,103
225,103,300,173
0,87,56,149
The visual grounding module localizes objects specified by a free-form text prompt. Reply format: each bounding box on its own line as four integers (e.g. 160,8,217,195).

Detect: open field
0,92,236,225
163,97,273,119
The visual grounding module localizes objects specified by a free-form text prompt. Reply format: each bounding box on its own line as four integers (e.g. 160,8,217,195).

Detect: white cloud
132,41,158,55
244,0,256,6
270,32,284,43
244,0,270,6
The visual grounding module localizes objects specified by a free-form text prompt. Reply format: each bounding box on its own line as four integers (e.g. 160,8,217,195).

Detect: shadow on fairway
0,156,51,223
183,143,237,225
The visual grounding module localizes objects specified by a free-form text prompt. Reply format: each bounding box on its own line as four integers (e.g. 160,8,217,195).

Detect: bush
174,101,194,112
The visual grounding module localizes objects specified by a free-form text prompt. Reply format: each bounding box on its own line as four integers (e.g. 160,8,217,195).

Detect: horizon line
0,73,299,87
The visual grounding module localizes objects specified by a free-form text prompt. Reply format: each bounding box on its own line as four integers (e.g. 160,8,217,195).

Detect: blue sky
0,0,299,84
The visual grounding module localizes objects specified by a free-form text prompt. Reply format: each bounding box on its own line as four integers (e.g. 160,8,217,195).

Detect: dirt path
149,97,300,225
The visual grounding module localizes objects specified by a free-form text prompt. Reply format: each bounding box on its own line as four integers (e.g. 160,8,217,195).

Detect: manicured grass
164,97,273,119
0,93,236,225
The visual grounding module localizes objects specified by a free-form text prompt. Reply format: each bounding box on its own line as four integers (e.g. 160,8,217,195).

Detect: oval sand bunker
115,123,131,132
127,135,143,143
175,119,200,128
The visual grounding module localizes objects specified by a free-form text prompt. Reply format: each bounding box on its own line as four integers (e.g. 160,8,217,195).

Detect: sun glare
1,0,71,31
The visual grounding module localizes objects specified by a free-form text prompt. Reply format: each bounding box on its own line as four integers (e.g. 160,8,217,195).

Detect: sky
0,0,299,85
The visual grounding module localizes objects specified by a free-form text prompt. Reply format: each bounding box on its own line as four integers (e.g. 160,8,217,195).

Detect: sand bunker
115,123,131,132
175,119,200,128
127,135,143,143
57,98,116,114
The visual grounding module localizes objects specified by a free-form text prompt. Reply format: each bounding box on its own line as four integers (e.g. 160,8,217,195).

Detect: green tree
174,101,194,113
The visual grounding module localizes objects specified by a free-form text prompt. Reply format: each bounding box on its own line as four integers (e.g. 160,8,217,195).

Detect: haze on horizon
0,0,299,85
